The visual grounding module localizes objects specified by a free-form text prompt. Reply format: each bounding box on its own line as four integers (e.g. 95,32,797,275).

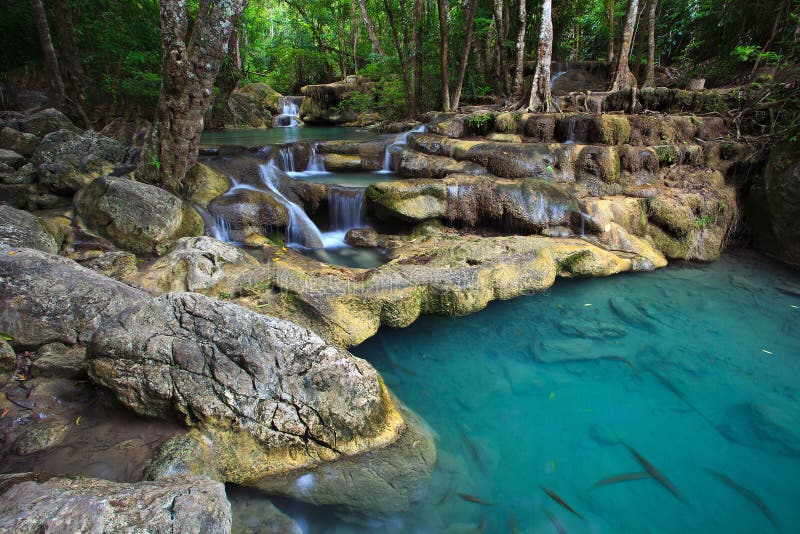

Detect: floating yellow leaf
584,303,592,307
762,349,773,355
75,416,81,425
8,251,16,255
548,392,556,400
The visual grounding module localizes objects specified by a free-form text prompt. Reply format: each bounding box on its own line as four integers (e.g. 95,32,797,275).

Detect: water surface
266,250,800,533
201,126,387,146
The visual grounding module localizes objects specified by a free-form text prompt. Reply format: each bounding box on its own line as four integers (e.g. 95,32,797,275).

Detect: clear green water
287,170,398,187
201,126,387,146
265,250,800,533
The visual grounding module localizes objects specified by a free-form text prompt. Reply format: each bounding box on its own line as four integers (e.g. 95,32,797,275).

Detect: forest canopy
3,0,797,120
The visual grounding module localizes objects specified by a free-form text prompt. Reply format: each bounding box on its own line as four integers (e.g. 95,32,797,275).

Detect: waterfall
306,143,327,173
550,62,568,90
564,117,576,144
258,163,324,248
277,146,296,172
195,204,232,242
328,187,364,231
274,95,303,127
378,125,426,173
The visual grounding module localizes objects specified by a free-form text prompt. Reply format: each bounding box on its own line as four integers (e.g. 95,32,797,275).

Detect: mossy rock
590,115,631,145
493,112,518,134
186,162,232,207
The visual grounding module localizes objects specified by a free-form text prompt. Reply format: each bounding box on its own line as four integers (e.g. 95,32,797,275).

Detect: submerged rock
229,487,302,534
345,227,379,247
12,420,70,455
33,129,126,195
88,292,435,514
75,176,204,255
0,474,231,533
0,205,58,253
31,342,87,379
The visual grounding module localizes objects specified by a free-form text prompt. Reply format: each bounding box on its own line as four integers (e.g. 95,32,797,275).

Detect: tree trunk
30,0,66,111
510,0,527,101
451,0,477,110
210,23,243,129
143,0,247,197
527,0,553,112
437,0,450,111
606,0,615,63
358,0,384,56
412,0,425,114
52,0,90,128
493,0,510,95
644,0,657,87
384,0,413,114
609,0,639,91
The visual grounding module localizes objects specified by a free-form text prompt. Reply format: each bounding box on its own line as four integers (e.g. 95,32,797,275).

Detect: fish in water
457,493,493,506
541,486,584,519
509,512,519,534
543,507,567,534
704,468,779,529
592,471,652,487
624,443,688,503
460,428,487,474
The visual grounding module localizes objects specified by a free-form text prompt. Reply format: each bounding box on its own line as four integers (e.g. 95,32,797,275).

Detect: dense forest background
2,0,798,123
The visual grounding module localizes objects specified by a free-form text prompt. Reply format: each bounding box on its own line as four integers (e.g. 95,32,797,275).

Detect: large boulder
219,83,281,128
0,248,147,348
17,108,81,137
136,236,264,296
0,127,39,157
748,141,800,267
0,205,58,253
0,148,25,169
75,176,204,255
0,474,231,533
88,292,435,514
33,129,126,195
207,189,289,242
185,162,231,206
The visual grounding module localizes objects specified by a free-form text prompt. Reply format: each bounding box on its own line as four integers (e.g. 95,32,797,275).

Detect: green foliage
694,214,717,229
465,113,494,135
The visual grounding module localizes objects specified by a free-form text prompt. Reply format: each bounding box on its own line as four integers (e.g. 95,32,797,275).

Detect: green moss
494,112,518,134
594,115,631,145
556,249,592,273
653,145,678,164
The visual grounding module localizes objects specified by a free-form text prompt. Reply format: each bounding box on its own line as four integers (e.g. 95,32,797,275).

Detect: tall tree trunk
358,0,385,56
493,0,510,95
412,0,425,114
53,0,90,128
143,0,247,197
437,0,450,111
510,0,527,101
606,0,615,63
609,0,639,91
384,0,413,114
210,22,243,129
644,0,657,87
527,0,553,112
451,0,477,110
29,0,66,111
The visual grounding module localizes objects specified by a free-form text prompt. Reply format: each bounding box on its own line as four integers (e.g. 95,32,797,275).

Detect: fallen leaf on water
13,373,26,381
584,303,592,307
0,407,9,418
8,251,16,255
548,392,556,400
762,349,773,355
75,416,81,425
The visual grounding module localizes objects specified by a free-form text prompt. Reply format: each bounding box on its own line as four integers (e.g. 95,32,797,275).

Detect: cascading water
379,125,426,173
550,61,568,90
258,162,324,248
564,117,577,144
274,96,303,127
195,204,232,242
277,146,296,172
328,187,364,231
306,143,327,173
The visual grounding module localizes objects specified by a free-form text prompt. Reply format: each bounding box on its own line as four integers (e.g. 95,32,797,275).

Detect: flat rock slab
0,474,231,533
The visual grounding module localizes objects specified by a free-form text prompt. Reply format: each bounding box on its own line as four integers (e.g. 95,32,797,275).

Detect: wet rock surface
0,205,58,253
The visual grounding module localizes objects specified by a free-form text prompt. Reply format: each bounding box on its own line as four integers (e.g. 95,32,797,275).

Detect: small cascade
277,146,296,172
195,205,232,242
306,143,327,173
328,187,364,231
274,95,303,127
378,125,426,173
550,61,568,90
564,117,576,144
258,162,324,248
